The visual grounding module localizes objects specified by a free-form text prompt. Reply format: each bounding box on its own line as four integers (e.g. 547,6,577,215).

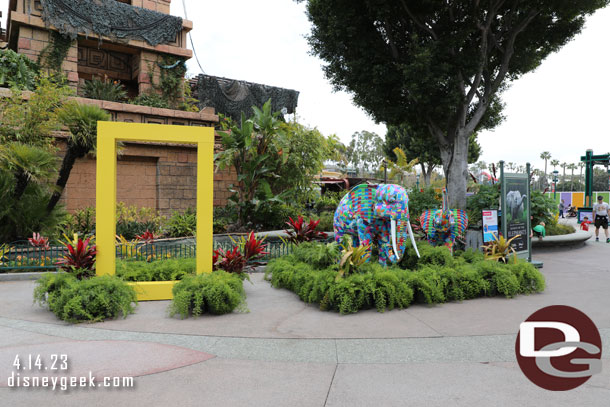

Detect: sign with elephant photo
503,174,530,254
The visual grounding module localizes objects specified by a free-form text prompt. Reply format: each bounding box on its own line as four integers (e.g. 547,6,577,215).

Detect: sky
2,1,609,173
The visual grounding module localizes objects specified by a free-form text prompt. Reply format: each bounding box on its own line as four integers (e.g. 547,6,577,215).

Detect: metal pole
526,163,532,263
383,160,387,183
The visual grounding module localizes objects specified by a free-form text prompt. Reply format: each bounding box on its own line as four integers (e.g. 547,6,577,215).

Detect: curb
0,271,59,281
532,230,592,249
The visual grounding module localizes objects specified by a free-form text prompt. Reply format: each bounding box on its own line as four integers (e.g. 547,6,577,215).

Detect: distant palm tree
561,162,567,183
578,162,585,183
567,163,578,191
540,151,551,178
551,159,560,171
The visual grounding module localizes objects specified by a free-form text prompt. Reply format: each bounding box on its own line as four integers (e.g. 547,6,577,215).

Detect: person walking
558,199,565,218
592,195,610,243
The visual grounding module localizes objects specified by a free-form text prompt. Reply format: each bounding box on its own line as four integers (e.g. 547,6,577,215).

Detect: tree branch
399,0,438,40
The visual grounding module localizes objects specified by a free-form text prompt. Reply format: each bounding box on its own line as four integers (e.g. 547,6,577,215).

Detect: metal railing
0,239,295,272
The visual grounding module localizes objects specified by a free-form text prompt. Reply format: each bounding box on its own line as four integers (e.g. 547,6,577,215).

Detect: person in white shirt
592,195,609,243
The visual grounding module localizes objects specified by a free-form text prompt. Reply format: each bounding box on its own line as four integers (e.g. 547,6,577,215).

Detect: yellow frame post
96,122,214,301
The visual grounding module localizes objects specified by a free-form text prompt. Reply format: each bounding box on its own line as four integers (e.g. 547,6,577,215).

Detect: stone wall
57,137,238,215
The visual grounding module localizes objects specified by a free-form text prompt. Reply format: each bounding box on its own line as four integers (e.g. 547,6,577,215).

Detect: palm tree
0,143,57,200
578,162,585,183
540,151,551,178
567,163,578,191
561,162,567,183
550,159,560,171
46,102,111,213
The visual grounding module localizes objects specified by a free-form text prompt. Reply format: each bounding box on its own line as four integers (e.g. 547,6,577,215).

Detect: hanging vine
38,31,73,73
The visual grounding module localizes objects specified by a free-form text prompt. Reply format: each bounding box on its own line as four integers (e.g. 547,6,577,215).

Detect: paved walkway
1,237,609,406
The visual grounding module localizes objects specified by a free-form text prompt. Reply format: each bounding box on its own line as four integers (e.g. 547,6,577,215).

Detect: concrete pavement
0,237,609,406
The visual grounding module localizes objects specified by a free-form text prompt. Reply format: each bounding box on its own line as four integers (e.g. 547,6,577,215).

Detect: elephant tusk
391,218,399,260
406,221,420,258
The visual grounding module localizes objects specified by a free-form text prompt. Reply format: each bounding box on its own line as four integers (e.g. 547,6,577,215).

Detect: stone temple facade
2,0,238,214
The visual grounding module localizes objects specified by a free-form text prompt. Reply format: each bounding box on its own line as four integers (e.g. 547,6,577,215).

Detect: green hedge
266,242,545,314
169,271,247,318
116,258,195,281
34,274,137,323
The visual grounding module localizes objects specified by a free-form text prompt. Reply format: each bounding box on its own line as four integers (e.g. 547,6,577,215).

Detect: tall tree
551,159,560,172
578,161,585,183
384,123,481,186
561,162,568,183
540,151,551,179
298,0,608,208
346,130,385,177
567,163,578,191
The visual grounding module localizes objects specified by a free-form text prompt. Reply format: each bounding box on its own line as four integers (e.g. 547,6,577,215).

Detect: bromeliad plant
215,232,269,279
135,230,156,242
483,234,520,264
28,232,50,250
336,238,371,280
56,237,97,280
284,216,328,244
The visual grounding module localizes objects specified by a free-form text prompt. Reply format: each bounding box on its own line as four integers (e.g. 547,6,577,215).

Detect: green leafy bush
116,258,196,281
466,184,500,226
0,49,39,90
169,271,246,318
251,202,302,231
546,222,575,236
311,211,334,232
408,188,441,222
34,274,137,323
165,208,196,237
82,77,127,102
530,190,557,225
267,241,545,314
130,91,170,109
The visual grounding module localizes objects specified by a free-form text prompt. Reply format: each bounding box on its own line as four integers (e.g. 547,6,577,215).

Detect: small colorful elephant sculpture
333,184,420,266
419,189,468,252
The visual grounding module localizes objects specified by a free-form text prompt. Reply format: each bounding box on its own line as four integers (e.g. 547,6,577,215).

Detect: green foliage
344,130,384,177
82,77,127,102
407,188,441,224
34,274,137,323
546,222,575,236
300,0,606,208
530,190,558,225
0,49,39,90
273,121,334,204
313,190,346,213
267,241,545,314
116,258,195,281
467,184,500,226
169,271,246,318
38,32,72,74
59,206,96,238
311,211,334,232
291,241,341,269
215,100,289,228
165,208,196,238
129,91,170,109
251,202,302,231
0,76,72,147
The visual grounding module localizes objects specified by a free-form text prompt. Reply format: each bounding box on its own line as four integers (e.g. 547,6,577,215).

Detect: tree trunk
441,133,469,210
46,147,79,213
419,163,432,187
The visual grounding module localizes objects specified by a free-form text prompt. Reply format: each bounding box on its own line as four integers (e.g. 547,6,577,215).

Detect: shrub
284,215,328,244
34,274,137,323
251,202,302,231
82,77,127,102
0,49,39,90
466,184,500,227
169,271,246,318
530,190,557,225
291,241,341,269
116,258,195,281
408,188,441,222
165,208,196,238
130,91,170,109
312,211,335,232
266,241,545,313
546,222,575,236
55,237,97,280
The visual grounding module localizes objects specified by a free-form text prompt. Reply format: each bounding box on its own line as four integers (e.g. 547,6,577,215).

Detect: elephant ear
451,209,469,237
347,184,377,222
419,210,437,233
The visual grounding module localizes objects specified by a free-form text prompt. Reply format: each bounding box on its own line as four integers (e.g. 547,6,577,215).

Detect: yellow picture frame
96,122,214,300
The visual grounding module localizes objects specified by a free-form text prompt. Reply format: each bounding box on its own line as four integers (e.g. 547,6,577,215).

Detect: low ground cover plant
34,273,137,323
116,258,195,281
266,241,545,314
169,271,247,318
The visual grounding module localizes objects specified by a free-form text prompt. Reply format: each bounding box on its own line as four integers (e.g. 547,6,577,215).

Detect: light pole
416,174,420,191
552,170,559,200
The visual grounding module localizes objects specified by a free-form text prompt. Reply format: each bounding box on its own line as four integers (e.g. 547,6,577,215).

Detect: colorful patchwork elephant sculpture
419,189,468,252
333,184,420,266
